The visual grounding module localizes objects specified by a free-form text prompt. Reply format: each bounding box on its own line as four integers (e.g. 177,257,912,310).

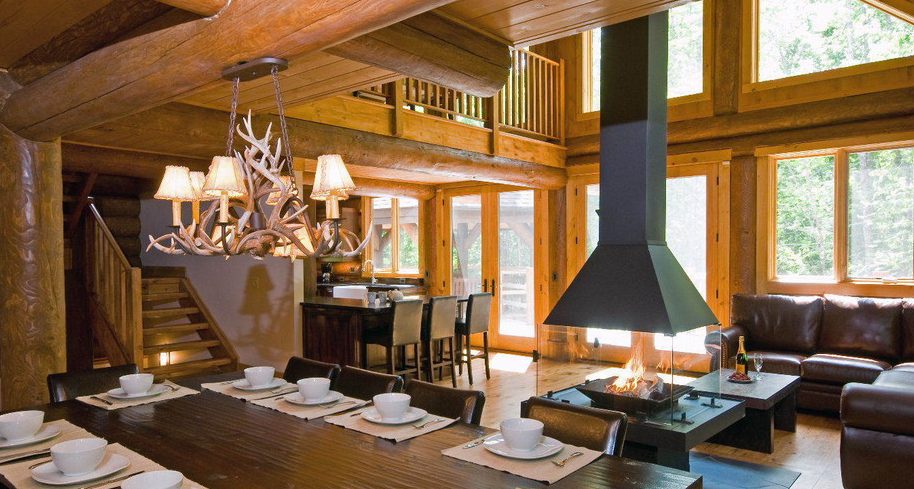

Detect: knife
249,388,298,401
0,448,51,465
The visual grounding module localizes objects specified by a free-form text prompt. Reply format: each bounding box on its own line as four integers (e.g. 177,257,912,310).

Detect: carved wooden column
0,124,66,410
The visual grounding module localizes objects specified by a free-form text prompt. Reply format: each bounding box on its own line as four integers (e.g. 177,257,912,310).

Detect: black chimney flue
545,12,718,335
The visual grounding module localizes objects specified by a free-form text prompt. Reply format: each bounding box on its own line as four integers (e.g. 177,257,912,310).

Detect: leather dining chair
334,366,403,401
282,356,341,385
455,293,493,385
521,397,628,456
47,364,140,403
404,379,485,424
422,295,459,387
362,299,424,378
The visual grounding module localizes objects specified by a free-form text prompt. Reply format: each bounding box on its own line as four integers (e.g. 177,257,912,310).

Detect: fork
28,458,51,470
413,417,446,430
78,470,144,489
348,401,374,416
551,451,583,467
250,388,297,401
91,395,113,406
463,434,490,449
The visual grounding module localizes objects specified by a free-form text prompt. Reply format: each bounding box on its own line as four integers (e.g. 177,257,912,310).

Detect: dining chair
521,397,628,456
282,356,341,385
455,293,493,385
334,366,403,400
362,299,423,378
47,364,140,403
422,296,458,387
403,379,485,424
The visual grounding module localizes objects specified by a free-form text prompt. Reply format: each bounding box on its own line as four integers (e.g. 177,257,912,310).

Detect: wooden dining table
1,373,702,489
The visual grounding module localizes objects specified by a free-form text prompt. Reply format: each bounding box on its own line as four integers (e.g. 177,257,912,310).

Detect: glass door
450,194,485,296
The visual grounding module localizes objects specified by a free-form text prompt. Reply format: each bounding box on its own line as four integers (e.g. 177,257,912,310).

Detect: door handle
491,278,497,294
482,278,488,292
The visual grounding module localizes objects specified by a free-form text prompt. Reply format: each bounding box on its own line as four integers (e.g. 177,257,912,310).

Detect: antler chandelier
147,57,371,260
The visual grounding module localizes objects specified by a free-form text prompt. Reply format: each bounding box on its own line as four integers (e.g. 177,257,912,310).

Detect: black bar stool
455,292,493,385
362,299,423,379
422,295,458,387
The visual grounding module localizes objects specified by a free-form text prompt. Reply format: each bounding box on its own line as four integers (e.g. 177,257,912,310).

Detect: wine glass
753,353,763,380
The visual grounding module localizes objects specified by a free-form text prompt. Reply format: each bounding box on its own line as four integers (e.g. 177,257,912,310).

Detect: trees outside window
367,197,421,276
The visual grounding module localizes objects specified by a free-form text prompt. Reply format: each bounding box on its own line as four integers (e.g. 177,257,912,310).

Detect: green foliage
776,156,835,277
399,228,419,272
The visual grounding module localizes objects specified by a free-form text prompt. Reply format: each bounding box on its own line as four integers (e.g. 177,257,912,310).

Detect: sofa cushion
819,295,903,362
747,350,806,376
802,354,890,385
903,300,914,361
731,294,823,354
892,362,914,373
873,369,914,389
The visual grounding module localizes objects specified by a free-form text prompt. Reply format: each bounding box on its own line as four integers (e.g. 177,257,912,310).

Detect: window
585,0,704,111
367,197,421,276
758,0,914,82
770,143,914,283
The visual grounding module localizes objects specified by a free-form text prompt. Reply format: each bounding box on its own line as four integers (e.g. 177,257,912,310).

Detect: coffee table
688,368,800,454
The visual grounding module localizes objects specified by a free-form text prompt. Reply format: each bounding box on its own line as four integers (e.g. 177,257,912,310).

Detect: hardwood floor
434,351,844,489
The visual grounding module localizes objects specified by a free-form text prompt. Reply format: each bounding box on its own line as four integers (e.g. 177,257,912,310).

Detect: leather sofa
840,369,914,489
705,293,914,413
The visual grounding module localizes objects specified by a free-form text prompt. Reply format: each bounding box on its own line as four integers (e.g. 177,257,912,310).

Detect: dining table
1,372,702,488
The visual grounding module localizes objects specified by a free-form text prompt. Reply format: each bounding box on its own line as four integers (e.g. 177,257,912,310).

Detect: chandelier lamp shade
146,57,372,260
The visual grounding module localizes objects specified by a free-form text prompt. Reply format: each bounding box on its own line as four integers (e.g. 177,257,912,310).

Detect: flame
609,336,648,394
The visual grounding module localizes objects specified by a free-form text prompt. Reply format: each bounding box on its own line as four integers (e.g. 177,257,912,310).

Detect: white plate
483,434,564,460
31,453,130,486
232,378,287,391
284,391,345,406
0,425,61,448
106,383,171,400
361,407,428,425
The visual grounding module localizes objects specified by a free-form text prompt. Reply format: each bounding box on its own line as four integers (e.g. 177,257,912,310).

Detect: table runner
324,408,457,442
250,394,369,421
0,420,92,465
0,443,207,489
76,381,198,410
441,437,602,485
200,379,296,402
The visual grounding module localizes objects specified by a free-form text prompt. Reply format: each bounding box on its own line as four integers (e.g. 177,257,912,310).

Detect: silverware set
249,388,298,401
90,395,113,406
0,448,51,465
462,435,489,449
348,402,374,416
551,451,583,467
413,417,446,430
79,469,144,489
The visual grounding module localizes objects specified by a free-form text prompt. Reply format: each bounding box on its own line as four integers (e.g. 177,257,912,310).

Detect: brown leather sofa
706,293,914,413
840,369,914,489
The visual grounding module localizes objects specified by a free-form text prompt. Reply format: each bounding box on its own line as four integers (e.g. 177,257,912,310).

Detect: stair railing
84,199,144,367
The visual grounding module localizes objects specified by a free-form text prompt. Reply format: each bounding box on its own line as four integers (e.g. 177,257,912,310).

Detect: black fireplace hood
545,12,718,335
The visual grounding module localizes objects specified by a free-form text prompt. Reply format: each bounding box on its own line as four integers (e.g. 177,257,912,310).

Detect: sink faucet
365,259,377,284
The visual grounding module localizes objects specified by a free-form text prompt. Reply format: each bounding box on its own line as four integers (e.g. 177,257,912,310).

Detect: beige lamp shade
154,166,197,201
203,156,246,198
310,154,355,200
189,171,213,201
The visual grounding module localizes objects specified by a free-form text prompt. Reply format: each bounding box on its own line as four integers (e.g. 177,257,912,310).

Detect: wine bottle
735,336,748,375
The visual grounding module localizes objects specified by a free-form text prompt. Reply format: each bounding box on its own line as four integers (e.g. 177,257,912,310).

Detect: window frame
361,196,424,278
757,133,914,297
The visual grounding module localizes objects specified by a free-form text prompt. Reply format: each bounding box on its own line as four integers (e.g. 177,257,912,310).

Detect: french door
448,187,537,352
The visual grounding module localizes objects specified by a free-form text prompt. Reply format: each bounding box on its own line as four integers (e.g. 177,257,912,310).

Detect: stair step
143,292,189,302
142,307,199,319
146,357,233,378
142,277,183,285
144,323,211,336
144,339,221,355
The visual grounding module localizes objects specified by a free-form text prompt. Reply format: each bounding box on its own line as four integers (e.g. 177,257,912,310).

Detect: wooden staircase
141,270,238,379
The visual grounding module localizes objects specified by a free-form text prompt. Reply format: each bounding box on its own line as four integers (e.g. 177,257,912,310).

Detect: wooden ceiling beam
0,0,451,141
154,0,225,17
862,1,914,24
0,0,112,68
327,12,510,97
66,103,567,189
298,170,435,200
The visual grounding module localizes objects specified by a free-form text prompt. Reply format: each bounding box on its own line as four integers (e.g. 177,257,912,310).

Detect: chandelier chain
272,66,296,188
226,77,240,156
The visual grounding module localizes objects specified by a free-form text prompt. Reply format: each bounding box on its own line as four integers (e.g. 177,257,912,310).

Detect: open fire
606,338,667,401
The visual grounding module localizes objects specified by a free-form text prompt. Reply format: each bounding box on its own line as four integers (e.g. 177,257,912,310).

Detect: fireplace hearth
576,377,694,417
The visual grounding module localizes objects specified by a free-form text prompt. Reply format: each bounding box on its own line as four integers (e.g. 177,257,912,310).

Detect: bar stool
455,292,493,385
362,299,423,379
422,296,458,387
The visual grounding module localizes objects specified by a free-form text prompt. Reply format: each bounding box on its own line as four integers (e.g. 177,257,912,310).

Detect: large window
586,0,704,111
757,0,914,82
771,143,914,283
367,197,421,276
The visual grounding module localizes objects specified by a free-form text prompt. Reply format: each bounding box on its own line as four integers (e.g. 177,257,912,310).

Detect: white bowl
297,378,331,401
244,366,276,388
51,437,107,476
119,373,154,396
500,418,544,452
373,393,411,421
122,470,184,489
0,410,44,442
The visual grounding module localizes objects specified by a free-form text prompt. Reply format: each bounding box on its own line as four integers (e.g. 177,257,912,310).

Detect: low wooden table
688,368,800,454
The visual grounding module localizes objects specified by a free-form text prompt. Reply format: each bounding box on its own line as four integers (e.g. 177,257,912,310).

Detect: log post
0,124,66,410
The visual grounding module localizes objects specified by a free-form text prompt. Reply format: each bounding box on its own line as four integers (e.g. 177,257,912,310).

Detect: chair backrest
522,397,628,456
391,299,424,346
334,366,403,401
465,293,493,334
426,296,458,341
282,356,341,385
404,379,485,424
47,364,140,403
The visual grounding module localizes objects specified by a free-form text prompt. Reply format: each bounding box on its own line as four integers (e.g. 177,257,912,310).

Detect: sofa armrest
842,383,914,437
704,325,747,371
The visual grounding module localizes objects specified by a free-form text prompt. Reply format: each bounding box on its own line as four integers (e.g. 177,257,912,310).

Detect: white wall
141,198,300,370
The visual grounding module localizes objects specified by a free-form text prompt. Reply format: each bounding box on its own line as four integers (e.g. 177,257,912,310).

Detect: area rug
690,453,801,489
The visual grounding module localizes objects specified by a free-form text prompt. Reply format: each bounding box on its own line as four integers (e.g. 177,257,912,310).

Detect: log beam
863,0,914,24
299,172,435,201
0,0,450,141
62,144,208,180
154,0,225,17
327,12,511,97
67,103,568,189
